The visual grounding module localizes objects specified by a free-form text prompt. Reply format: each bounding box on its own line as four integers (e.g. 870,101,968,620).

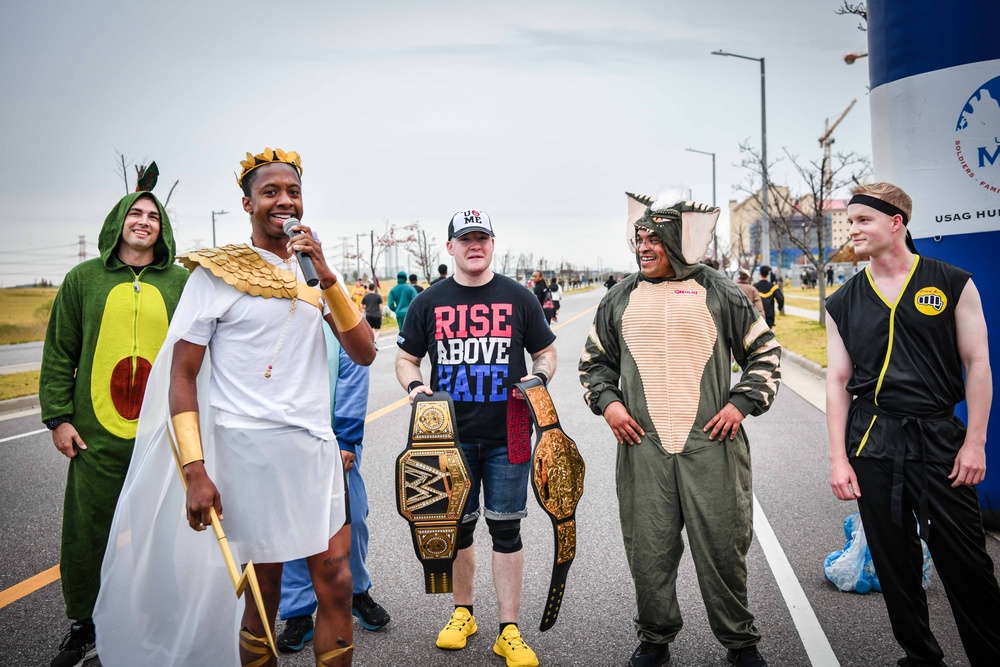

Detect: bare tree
498,249,515,277
115,150,134,193
163,180,180,207
402,221,438,282
115,152,180,206
728,215,753,278
835,2,867,31
714,236,734,276
739,141,869,324
515,252,534,282
360,221,416,286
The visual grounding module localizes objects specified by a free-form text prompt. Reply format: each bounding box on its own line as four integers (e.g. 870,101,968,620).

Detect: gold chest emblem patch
914,286,947,316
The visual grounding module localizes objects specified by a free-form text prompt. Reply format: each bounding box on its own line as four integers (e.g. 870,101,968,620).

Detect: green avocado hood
98,191,176,270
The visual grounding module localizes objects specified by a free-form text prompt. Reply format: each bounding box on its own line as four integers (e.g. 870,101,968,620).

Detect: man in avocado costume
39,164,188,667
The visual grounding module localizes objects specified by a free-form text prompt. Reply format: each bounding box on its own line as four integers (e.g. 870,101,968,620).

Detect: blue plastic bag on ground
824,512,935,594
824,512,879,593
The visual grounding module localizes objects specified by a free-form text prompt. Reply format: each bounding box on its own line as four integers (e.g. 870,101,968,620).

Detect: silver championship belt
396,392,472,594
513,377,586,631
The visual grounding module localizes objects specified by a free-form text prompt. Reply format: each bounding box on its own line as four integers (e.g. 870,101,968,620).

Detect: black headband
849,193,919,254
848,194,909,225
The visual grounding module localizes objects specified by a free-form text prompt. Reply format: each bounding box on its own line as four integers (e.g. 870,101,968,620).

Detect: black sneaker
51,621,97,667
276,615,314,653
352,590,391,630
727,645,768,667
629,640,670,666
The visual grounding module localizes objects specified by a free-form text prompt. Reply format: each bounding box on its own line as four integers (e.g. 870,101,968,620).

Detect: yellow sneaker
493,624,539,667
436,607,477,649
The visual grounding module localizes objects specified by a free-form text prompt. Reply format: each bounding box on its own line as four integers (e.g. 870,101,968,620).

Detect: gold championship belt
396,393,472,594
513,377,586,631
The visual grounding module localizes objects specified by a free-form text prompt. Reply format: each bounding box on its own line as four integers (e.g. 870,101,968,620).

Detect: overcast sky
0,0,873,286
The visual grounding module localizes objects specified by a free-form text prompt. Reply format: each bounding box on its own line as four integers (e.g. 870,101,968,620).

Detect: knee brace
457,519,477,550
486,518,522,554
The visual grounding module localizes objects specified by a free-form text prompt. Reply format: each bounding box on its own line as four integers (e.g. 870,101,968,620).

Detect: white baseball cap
448,209,495,238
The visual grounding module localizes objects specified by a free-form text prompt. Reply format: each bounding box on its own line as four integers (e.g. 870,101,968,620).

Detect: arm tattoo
531,348,557,381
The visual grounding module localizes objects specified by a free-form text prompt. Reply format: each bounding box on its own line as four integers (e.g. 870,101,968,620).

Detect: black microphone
282,217,319,286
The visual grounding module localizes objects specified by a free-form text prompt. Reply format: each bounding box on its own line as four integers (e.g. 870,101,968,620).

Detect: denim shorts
459,441,530,523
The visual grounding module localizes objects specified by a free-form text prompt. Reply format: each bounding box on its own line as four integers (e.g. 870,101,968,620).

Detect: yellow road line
552,304,597,330
0,302,599,610
365,396,408,424
0,565,59,609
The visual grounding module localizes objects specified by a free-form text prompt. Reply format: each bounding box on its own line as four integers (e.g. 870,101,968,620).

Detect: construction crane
819,99,857,194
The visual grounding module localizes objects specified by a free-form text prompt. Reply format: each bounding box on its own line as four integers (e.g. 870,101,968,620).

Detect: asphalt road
0,341,43,374
1,287,996,666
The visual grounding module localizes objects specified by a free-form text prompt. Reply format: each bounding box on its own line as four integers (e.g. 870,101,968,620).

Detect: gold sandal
239,628,274,667
316,640,354,666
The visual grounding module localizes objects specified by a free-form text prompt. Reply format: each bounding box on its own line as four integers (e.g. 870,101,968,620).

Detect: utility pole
819,99,857,193
211,210,229,247
338,236,350,276
78,235,87,263
355,233,364,279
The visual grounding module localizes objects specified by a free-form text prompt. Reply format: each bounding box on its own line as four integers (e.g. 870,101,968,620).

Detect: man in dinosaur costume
40,166,189,667
94,148,376,667
579,194,781,667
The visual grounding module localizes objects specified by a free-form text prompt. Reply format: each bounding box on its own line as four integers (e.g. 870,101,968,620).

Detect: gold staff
166,424,278,659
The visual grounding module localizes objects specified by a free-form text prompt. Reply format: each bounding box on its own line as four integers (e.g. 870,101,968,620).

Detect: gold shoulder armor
177,244,298,299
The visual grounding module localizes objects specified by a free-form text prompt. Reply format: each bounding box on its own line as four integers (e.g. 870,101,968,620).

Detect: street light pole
685,147,717,260
355,233,365,279
713,50,769,266
211,210,229,247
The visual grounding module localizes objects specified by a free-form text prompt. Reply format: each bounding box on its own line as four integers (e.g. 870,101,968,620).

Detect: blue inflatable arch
868,1,1000,523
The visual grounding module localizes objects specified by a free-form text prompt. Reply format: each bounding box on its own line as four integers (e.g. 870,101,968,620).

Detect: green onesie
579,197,780,649
40,191,188,620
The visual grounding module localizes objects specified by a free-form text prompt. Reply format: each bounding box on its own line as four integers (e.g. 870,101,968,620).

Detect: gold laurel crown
236,147,303,187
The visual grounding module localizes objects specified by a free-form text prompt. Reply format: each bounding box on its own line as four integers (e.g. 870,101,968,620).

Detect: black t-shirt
361,292,382,319
398,274,556,446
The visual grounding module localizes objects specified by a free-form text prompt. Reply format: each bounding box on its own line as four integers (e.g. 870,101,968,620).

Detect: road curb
782,348,826,379
0,393,39,415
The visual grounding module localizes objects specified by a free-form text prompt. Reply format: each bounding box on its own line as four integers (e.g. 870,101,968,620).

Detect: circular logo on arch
955,74,1000,194
914,287,947,316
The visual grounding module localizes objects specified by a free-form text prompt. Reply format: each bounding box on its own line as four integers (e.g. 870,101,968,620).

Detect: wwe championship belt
396,393,472,594
513,377,586,631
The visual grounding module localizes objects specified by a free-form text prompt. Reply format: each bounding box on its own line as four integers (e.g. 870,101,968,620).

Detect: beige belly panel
622,280,716,453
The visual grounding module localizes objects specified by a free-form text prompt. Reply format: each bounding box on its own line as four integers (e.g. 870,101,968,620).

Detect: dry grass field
0,287,57,345
0,370,40,401
0,288,55,399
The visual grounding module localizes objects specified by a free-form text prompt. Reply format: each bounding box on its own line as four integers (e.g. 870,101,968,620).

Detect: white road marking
753,357,839,664
754,495,840,666
0,427,46,443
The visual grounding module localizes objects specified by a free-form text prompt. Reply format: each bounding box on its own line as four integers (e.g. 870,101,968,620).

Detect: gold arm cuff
171,411,204,466
323,281,363,332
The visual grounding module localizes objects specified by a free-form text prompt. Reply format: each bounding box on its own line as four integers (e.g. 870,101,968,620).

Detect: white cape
94,283,245,666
